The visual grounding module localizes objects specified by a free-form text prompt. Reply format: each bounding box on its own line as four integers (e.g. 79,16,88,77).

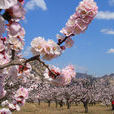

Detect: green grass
12,103,114,114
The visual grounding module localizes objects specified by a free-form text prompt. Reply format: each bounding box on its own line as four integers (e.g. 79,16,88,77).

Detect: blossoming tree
0,0,98,113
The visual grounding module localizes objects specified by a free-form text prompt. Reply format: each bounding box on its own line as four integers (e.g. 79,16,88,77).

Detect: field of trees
13,103,113,114
1,74,114,114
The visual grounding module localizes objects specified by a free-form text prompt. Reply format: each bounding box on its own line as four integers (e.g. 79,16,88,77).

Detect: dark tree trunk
94,102,96,105
55,100,58,108
59,100,63,108
48,101,51,107
66,100,70,109
112,104,114,110
38,99,40,105
83,101,88,113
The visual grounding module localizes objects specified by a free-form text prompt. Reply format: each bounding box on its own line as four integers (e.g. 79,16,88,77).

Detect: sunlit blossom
31,37,62,60
0,0,17,9
7,2,25,19
0,108,12,114
44,65,76,86
60,0,98,36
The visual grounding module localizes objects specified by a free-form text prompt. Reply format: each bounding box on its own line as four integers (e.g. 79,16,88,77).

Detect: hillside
29,61,114,85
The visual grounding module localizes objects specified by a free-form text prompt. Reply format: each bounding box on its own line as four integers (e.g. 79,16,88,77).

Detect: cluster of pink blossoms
0,0,25,70
6,2,25,52
44,65,76,86
0,0,25,53
0,108,11,114
1,87,28,113
60,0,98,36
14,87,28,103
7,21,25,52
31,37,62,60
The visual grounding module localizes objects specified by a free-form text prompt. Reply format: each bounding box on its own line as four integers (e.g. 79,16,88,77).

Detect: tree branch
36,58,57,76
0,60,23,69
0,33,74,76
0,55,40,69
0,54,57,78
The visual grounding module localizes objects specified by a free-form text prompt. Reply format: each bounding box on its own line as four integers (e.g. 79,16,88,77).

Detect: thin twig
57,34,74,45
36,58,58,77
0,55,40,69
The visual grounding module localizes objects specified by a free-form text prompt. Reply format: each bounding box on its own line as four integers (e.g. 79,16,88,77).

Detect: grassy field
13,103,114,114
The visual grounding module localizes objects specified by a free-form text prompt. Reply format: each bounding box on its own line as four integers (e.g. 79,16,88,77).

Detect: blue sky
22,0,114,76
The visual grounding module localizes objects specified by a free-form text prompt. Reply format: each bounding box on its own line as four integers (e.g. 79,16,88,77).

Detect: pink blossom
44,65,76,86
60,0,98,36
0,108,12,114
7,22,22,36
15,104,20,111
31,37,62,60
62,65,76,78
65,37,74,48
17,63,32,76
8,36,24,51
7,2,25,19
0,0,17,9
1,100,9,107
42,40,62,60
8,103,20,111
15,87,28,100
31,37,46,54
8,103,16,110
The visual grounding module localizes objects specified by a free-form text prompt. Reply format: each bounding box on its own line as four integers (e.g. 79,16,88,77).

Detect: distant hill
76,72,93,79
100,73,114,85
76,72,114,79
76,72,114,85
29,60,114,84
101,73,114,79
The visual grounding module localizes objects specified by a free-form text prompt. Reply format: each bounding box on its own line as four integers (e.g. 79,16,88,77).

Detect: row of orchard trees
0,61,114,113
26,78,114,113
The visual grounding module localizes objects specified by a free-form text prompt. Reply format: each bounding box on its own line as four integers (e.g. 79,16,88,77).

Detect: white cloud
101,29,114,35
109,0,114,6
106,48,114,54
96,11,114,20
25,0,47,11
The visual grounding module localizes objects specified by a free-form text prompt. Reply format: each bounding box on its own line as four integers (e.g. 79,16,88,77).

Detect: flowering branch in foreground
0,54,58,77
0,0,98,113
